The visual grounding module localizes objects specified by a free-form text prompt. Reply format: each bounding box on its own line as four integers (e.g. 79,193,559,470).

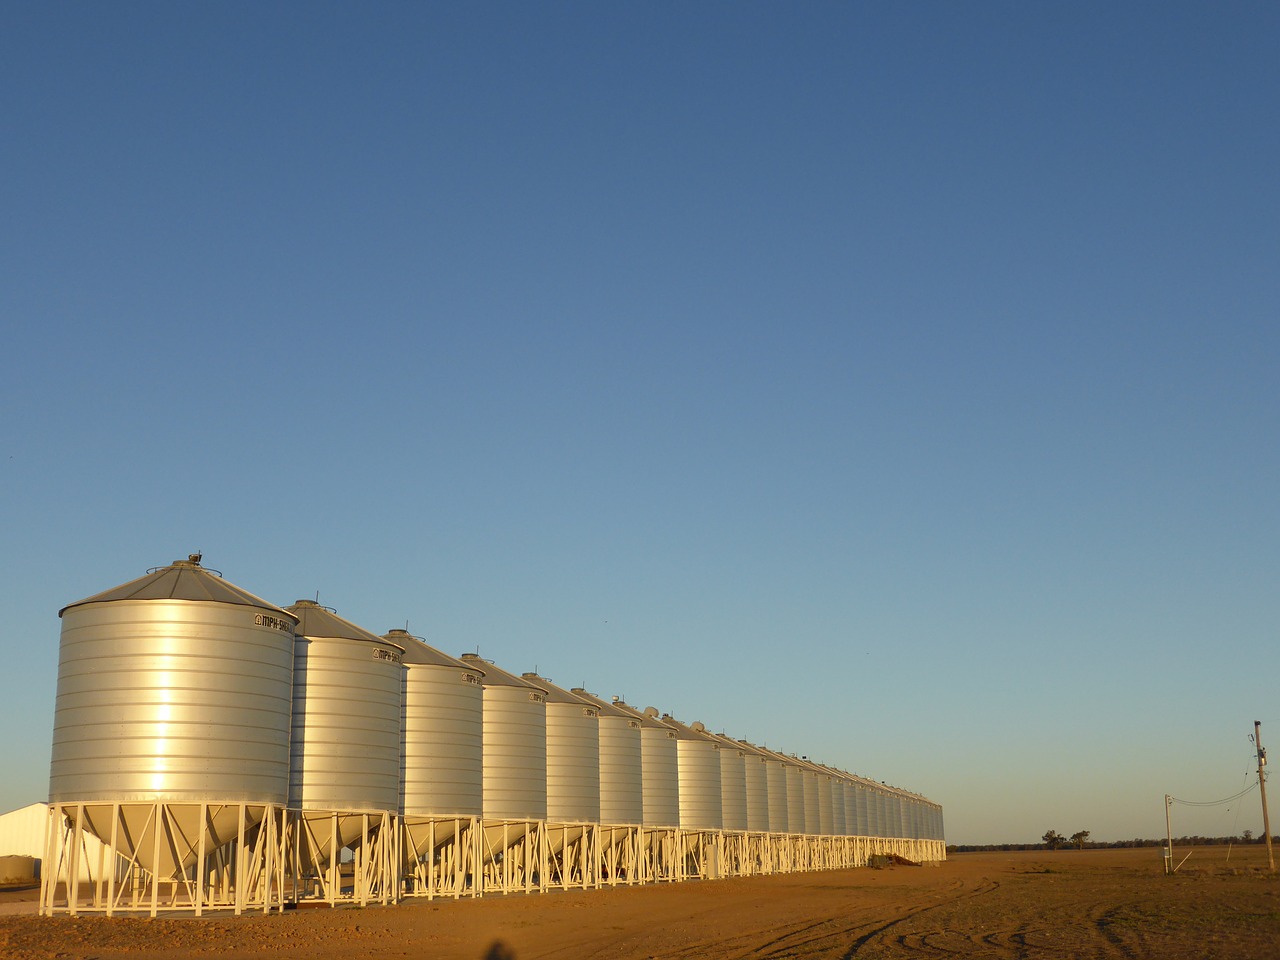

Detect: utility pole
1164,794,1173,875
1255,720,1275,872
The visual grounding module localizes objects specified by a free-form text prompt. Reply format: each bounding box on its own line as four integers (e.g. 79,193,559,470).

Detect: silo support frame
545,822,599,890
40,801,287,918
598,824,642,886
638,827,680,883
480,820,547,896
288,809,400,907
402,816,481,899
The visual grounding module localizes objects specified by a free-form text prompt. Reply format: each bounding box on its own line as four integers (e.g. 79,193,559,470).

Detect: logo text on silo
373,649,402,664
254,614,293,633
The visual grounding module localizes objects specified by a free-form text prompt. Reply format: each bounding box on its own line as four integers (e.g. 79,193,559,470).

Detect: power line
1167,783,1258,807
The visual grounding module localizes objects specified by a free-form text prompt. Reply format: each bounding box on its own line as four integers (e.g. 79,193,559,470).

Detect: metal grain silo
707,734,747,833
803,761,833,836
757,746,789,834
610,702,679,829
763,749,806,834
387,629,484,830
462,655,547,823
523,673,600,826
828,769,847,836
852,776,872,835
287,601,404,817
798,759,821,835
49,556,297,875
841,774,858,837
662,716,722,832
734,741,771,834
890,790,907,839
572,690,643,826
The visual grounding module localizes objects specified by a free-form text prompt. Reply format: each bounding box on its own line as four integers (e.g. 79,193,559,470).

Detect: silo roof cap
607,699,673,727
286,600,399,649
661,715,720,743
519,675,588,706
59,556,295,619
461,654,545,690
384,629,478,670
569,688,632,718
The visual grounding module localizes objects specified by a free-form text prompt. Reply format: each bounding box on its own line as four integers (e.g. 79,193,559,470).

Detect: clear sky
2,2,1277,846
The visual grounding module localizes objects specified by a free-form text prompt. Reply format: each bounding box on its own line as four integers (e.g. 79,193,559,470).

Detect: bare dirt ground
2,846,1278,959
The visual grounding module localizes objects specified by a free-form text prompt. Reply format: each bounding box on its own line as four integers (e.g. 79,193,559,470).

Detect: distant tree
1069,830,1090,850
1042,829,1065,850
1243,829,1254,843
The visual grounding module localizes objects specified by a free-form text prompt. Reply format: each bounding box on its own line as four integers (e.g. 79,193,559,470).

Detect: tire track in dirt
602,876,1006,960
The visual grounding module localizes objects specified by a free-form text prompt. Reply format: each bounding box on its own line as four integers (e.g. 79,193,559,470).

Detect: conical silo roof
384,628,479,670
288,600,402,649
59,555,293,619
522,673,591,705
660,715,719,742
570,689,632,718
608,700,672,729
461,654,546,691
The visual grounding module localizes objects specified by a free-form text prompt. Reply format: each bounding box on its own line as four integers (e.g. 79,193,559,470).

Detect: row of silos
48,558,943,878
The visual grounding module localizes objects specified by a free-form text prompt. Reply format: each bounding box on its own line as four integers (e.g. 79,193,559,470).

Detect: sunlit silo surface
51,557,296,805
758,745,790,834
769,750,807,834
610,702,679,829
388,629,484,821
525,673,600,825
48,556,297,878
708,733,748,832
572,690,643,826
287,601,404,815
799,761,824,835
842,776,858,837
734,740,771,833
462,655,547,822
41,556,945,915
664,716,723,832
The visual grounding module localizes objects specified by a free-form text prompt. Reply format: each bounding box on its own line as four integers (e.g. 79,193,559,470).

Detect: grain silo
707,733,748,833
387,628,484,895
606,701,681,881
523,674,600,827
571,690,643,826
734,740,772,834
800,759,831,835
286,600,404,904
461,655,547,893
48,555,297,912
572,689,644,884
840,774,858,839
287,601,404,815
851,776,872,836
609,702,679,830
390,629,484,823
780,754,809,834
461,656,547,824
662,716,722,832
827,768,846,836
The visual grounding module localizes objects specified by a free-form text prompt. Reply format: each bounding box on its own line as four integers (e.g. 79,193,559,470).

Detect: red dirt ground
3,846,1278,959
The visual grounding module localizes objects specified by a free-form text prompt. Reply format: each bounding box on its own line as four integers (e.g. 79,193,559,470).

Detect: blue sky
3,2,1277,845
